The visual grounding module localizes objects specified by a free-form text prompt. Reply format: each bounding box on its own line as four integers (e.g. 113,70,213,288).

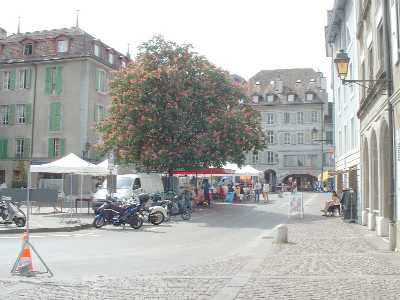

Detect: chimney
275,77,283,93
0,27,7,39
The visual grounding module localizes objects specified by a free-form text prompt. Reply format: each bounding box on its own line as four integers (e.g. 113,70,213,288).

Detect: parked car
91,174,163,211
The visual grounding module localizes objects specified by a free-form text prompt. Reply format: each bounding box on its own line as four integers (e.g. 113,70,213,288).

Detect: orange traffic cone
15,232,33,274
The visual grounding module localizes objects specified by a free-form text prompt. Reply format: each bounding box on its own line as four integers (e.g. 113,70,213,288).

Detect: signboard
289,192,304,218
108,152,114,171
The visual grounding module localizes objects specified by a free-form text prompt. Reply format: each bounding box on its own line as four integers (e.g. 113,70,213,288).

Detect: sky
1,0,334,82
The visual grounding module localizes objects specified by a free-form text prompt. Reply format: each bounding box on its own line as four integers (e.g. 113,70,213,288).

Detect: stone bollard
274,224,288,243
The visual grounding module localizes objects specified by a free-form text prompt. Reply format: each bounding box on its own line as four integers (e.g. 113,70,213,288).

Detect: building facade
0,26,129,187
326,0,361,214
247,69,334,191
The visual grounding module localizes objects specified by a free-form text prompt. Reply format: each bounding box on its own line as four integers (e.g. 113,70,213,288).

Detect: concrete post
361,209,368,226
275,224,288,243
389,222,396,251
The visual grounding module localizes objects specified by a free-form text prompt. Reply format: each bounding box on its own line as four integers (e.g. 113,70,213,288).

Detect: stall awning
173,168,235,175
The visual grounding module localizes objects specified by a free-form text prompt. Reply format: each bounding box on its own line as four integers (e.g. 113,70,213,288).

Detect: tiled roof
3,27,92,42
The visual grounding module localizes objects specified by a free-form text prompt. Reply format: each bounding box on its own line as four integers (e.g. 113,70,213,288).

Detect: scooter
151,192,191,221
136,193,167,225
93,199,143,229
0,196,26,227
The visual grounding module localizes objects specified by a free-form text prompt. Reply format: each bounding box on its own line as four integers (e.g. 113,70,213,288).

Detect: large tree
98,36,265,174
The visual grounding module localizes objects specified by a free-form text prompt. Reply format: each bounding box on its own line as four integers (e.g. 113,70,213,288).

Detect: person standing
262,182,270,202
255,181,262,203
202,179,210,207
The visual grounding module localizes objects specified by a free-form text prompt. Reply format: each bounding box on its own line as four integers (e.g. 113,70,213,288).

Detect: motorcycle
136,193,167,225
0,196,26,227
93,199,143,229
151,193,191,221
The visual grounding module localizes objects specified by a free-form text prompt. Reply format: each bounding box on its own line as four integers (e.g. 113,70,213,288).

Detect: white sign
289,192,304,218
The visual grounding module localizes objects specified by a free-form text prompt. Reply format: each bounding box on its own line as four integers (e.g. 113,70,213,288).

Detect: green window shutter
26,68,32,89
48,138,55,159
25,104,32,124
10,70,16,90
94,104,98,122
60,139,65,156
95,70,99,91
23,138,31,158
56,66,63,95
1,139,8,159
49,102,61,131
45,67,51,95
8,104,15,125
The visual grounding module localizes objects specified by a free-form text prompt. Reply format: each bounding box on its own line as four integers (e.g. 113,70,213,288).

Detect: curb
0,223,92,234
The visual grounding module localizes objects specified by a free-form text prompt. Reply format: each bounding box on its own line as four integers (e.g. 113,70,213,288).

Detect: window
368,46,374,85
0,170,5,184
361,61,366,99
351,118,355,149
94,44,100,57
266,131,274,144
344,125,348,153
48,138,65,158
297,112,304,124
252,152,259,164
266,94,274,103
16,104,25,124
95,104,106,123
266,113,274,124
338,86,341,112
287,94,295,102
311,130,318,141
326,131,333,144
57,40,69,53
297,155,305,167
23,43,33,56
305,93,314,101
18,69,31,89
15,138,24,158
3,70,16,90
0,139,8,159
252,95,259,103
311,111,318,122
266,151,274,164
108,52,114,64
338,131,342,156
377,22,384,70
297,132,304,144
45,66,62,95
96,69,107,93
284,112,290,124
284,132,290,144
0,106,9,125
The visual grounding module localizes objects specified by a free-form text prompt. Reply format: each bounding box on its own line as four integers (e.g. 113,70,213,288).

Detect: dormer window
305,93,314,101
266,94,274,103
108,52,114,64
23,43,33,56
94,44,100,57
287,94,295,102
57,40,69,53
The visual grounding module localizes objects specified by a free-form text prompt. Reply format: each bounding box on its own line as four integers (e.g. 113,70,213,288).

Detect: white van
92,173,164,210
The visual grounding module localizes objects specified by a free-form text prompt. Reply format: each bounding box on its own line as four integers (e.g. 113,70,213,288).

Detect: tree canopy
98,36,265,173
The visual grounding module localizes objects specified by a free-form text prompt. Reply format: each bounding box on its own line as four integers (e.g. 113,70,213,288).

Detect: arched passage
379,122,392,219
370,130,379,211
264,169,277,191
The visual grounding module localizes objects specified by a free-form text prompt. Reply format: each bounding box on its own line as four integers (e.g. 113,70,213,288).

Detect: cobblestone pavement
1,193,400,299
234,197,400,300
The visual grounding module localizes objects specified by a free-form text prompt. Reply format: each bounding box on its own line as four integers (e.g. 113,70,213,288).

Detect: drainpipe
383,0,396,250
29,63,38,188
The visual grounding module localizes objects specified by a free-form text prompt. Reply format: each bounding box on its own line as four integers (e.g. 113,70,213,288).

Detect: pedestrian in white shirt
262,183,270,202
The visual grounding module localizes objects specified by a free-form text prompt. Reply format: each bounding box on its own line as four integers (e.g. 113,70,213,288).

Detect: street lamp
334,49,390,87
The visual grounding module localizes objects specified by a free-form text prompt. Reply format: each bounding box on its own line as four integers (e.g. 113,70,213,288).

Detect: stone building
325,0,361,210
247,69,334,191
0,26,129,186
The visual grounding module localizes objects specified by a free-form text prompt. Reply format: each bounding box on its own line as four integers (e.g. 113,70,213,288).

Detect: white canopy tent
235,165,262,177
96,159,117,175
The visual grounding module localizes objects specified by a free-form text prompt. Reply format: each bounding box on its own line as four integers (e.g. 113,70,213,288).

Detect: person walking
262,182,270,202
255,181,262,203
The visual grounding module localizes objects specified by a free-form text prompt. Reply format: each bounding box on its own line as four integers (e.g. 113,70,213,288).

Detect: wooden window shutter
23,138,31,158
95,70,99,91
60,139,65,156
55,66,63,95
10,70,16,90
48,138,55,159
0,139,8,159
25,104,32,124
45,67,51,95
49,102,61,131
8,104,15,125
26,68,32,89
